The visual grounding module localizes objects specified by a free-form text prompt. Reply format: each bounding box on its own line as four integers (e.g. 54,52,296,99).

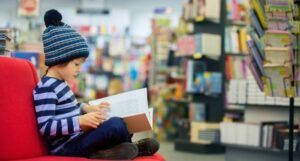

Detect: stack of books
0,29,12,56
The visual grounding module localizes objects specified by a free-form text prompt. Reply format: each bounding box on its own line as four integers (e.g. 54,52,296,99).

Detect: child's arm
34,89,82,137
78,111,107,132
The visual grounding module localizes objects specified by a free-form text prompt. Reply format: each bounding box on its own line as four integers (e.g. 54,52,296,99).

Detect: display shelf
225,108,245,114
224,143,300,161
174,139,225,154
225,20,247,27
227,103,300,109
225,52,249,56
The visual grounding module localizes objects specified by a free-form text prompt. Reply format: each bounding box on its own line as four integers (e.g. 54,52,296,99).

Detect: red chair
0,57,165,161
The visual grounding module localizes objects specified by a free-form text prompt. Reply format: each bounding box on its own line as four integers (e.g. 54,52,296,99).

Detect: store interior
1,0,300,161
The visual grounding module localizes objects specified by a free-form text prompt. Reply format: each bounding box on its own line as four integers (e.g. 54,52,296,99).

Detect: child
33,9,159,160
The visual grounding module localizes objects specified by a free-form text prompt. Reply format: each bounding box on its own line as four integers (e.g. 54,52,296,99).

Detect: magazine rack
247,1,298,161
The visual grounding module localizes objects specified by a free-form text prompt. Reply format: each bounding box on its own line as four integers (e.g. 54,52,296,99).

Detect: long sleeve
34,87,81,138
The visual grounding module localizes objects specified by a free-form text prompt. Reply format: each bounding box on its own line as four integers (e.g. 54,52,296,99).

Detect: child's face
57,57,85,83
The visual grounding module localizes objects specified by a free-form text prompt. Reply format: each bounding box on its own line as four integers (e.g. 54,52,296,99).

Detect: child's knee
106,117,127,133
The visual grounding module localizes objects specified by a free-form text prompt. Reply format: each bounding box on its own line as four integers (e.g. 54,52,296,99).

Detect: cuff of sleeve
72,116,81,133
79,102,87,114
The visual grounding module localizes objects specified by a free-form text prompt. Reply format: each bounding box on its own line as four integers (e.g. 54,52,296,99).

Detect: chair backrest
0,57,47,160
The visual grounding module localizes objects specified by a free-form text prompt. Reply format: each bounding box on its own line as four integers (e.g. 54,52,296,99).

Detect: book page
147,108,153,128
89,88,149,118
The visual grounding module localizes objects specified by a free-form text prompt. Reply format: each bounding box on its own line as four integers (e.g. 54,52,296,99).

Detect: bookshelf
222,1,300,161
171,0,226,154
224,0,250,122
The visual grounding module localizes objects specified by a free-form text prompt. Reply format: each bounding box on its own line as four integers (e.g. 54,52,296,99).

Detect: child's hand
82,102,110,114
78,111,107,132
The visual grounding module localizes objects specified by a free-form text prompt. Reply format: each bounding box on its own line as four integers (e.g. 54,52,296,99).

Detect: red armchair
0,57,165,161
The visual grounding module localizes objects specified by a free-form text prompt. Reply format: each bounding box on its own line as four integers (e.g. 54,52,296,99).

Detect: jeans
54,117,132,157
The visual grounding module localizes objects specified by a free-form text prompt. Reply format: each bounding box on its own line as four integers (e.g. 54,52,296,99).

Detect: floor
133,132,225,161
158,141,225,161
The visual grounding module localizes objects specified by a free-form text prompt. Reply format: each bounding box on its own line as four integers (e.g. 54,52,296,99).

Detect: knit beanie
42,9,89,66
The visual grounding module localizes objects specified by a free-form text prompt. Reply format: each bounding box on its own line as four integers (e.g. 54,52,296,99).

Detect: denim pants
54,117,132,157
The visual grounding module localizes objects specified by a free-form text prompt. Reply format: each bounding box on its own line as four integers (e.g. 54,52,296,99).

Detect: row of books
225,26,248,54
226,0,249,24
225,56,248,80
191,122,220,144
221,121,300,151
227,77,300,106
177,33,221,57
182,0,221,22
0,29,12,56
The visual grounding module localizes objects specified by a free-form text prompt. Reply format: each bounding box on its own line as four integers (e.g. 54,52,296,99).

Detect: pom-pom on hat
42,9,89,66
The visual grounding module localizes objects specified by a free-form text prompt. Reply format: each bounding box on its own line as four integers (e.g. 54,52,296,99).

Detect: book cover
263,63,294,97
264,47,291,64
252,0,267,28
247,27,265,59
247,58,264,91
249,9,265,37
189,102,206,121
247,40,266,75
264,30,292,47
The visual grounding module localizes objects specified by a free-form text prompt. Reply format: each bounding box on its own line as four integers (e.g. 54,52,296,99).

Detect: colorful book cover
264,47,291,64
247,58,264,91
264,30,292,47
189,103,206,122
263,63,294,97
247,27,265,59
265,0,292,12
252,0,267,28
247,40,266,75
194,72,222,94
249,9,265,37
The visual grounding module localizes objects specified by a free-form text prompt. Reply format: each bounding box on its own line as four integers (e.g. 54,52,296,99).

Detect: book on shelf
247,57,264,91
225,55,248,80
265,0,293,12
247,27,265,59
89,88,153,133
185,59,207,92
193,71,222,94
247,40,266,75
221,122,261,146
191,122,220,144
183,0,221,22
251,0,267,29
260,121,289,149
264,30,292,47
204,0,221,23
225,26,248,54
226,0,249,23
189,102,206,121
249,9,265,37
263,63,294,97
220,121,297,149
264,47,291,64
197,33,221,57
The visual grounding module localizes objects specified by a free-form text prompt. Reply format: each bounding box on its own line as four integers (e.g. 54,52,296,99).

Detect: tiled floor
158,141,225,161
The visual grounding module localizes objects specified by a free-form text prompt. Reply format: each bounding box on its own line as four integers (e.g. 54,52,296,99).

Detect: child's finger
100,101,110,106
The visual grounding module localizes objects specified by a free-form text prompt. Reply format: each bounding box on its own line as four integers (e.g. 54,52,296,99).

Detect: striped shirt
33,76,84,153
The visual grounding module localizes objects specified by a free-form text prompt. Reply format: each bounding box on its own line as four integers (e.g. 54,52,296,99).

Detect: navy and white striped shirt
33,76,84,153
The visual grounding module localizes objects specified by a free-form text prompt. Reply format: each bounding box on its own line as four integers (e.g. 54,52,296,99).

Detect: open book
89,88,153,133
